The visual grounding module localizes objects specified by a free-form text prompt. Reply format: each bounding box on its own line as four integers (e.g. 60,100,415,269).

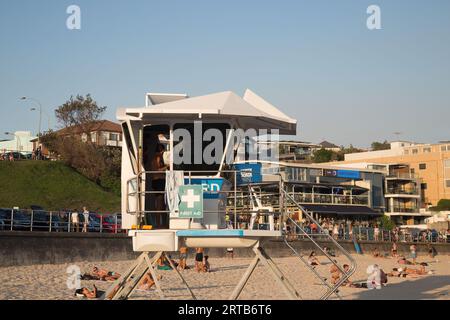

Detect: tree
55,94,107,136
430,199,450,211
371,140,390,151
42,95,120,192
313,148,334,163
377,215,395,230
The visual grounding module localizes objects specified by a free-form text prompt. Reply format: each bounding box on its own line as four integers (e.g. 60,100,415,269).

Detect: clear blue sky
1,0,449,147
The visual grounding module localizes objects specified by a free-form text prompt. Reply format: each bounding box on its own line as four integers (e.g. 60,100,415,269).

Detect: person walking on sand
71,209,80,232
374,225,380,241
332,224,339,240
178,247,188,270
409,244,417,264
82,207,89,233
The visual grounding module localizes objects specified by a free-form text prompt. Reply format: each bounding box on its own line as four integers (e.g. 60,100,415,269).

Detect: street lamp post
30,107,51,132
20,97,42,145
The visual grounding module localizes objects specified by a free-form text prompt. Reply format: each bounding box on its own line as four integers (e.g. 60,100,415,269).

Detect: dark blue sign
324,169,361,179
336,170,361,179
234,163,262,185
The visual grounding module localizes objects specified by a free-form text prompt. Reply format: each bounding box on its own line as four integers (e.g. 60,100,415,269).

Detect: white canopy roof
117,89,297,135
145,93,188,106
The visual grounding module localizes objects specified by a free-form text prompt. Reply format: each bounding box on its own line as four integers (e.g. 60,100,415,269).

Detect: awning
301,204,383,216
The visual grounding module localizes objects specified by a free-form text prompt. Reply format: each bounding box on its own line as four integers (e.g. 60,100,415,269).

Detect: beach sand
1,253,449,300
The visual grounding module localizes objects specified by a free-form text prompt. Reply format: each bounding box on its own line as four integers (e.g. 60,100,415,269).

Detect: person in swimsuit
138,273,162,290
150,143,169,228
74,285,98,299
195,248,204,272
308,251,320,267
178,247,189,270
391,242,398,258
203,255,211,272
330,261,341,285
92,267,121,281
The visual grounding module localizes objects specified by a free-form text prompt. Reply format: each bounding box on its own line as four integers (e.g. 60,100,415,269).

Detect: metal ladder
281,188,357,300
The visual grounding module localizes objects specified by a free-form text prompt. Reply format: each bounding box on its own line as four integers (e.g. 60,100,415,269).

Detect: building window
423,147,431,153
441,146,447,152
446,180,450,188
421,183,427,190
412,149,418,154
419,163,427,170
445,159,450,168
110,133,119,141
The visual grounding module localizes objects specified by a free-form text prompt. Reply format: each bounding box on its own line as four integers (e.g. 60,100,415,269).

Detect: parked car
31,210,61,232
1,152,27,160
0,208,12,230
10,210,32,231
96,214,121,233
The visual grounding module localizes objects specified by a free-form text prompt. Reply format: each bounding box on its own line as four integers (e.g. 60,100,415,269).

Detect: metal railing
126,170,286,230
288,224,449,243
387,172,417,179
281,188,357,300
0,208,123,234
386,188,420,195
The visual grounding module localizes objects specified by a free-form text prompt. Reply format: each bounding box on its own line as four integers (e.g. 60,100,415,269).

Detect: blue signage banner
336,170,361,179
234,163,263,185
323,169,361,179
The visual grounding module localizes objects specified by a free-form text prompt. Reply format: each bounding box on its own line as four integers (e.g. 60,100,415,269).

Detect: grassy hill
0,161,120,212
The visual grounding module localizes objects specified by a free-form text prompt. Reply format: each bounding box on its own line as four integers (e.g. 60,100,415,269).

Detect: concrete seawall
1,232,449,267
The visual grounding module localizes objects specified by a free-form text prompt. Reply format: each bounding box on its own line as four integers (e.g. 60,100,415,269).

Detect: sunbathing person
397,257,414,265
387,264,428,278
74,284,98,299
308,251,320,267
157,253,177,270
92,267,121,281
330,261,341,285
372,248,382,258
138,273,162,290
80,273,101,280
341,264,353,287
403,264,428,276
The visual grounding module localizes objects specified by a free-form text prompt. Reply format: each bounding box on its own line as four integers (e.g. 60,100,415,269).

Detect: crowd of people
291,217,450,243
305,241,436,293
75,248,212,299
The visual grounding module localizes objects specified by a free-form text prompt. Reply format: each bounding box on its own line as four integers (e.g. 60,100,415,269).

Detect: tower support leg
102,251,196,300
229,243,301,300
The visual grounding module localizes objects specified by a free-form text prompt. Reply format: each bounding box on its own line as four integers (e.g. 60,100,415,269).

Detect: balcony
386,188,420,196
386,172,417,180
389,207,420,213
288,192,369,206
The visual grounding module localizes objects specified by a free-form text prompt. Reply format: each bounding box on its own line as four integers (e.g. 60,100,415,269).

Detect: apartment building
333,141,450,208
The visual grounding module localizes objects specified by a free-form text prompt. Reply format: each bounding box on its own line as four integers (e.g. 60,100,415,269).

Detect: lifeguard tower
103,89,356,300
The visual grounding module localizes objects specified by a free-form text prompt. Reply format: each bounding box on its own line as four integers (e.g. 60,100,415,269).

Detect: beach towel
166,170,184,218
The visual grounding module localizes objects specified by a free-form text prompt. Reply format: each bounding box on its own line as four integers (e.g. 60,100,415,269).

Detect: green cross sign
178,185,203,218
